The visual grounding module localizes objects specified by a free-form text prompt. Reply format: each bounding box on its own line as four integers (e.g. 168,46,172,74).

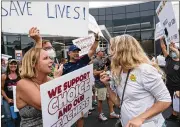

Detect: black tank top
4,74,21,100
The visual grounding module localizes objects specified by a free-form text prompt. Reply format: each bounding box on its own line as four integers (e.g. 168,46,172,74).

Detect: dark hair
6,61,20,77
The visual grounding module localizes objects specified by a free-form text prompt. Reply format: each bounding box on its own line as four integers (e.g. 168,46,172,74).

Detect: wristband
95,39,100,41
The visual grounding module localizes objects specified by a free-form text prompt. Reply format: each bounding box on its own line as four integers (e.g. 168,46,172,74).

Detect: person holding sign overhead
160,37,180,122
62,33,100,127
16,48,63,127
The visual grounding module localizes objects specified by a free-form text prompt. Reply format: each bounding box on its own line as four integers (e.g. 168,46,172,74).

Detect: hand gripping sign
40,64,93,127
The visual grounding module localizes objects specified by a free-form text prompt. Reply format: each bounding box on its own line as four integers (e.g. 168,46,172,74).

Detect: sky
89,1,179,8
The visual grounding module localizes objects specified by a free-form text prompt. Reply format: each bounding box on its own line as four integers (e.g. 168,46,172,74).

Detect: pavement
83,100,180,127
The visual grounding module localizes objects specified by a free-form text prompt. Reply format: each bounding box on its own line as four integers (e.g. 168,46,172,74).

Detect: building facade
89,1,179,55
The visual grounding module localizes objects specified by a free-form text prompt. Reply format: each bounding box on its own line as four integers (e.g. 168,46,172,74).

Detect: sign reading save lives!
40,65,93,127
2,1,89,37
156,1,179,44
73,34,95,56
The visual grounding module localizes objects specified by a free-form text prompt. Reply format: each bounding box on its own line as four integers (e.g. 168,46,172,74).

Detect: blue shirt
62,54,91,75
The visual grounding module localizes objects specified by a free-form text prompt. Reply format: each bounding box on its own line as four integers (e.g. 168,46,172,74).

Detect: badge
130,74,136,81
174,65,179,70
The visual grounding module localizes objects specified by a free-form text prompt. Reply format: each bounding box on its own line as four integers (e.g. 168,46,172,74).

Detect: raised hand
160,37,166,49
29,27,42,48
94,32,100,41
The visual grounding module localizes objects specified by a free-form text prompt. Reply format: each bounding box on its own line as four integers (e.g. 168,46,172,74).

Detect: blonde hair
20,48,42,79
111,34,150,76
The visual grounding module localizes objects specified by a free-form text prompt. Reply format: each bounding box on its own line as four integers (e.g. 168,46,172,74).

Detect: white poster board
2,1,89,37
156,1,179,45
88,14,104,38
155,22,165,41
40,65,93,127
15,50,23,61
72,34,95,56
13,86,19,112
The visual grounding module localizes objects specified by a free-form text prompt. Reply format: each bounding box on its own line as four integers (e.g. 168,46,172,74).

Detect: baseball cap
68,45,81,52
9,59,17,64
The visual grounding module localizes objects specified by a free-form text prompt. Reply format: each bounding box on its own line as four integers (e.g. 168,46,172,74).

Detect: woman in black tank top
1,59,21,126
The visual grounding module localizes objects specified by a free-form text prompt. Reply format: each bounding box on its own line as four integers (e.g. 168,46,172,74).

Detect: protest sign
89,14,104,38
13,86,19,112
155,22,165,41
2,1,89,37
15,50,23,61
72,34,95,56
40,65,93,127
156,1,179,45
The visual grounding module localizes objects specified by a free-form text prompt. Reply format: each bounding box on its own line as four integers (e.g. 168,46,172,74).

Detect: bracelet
95,39,100,41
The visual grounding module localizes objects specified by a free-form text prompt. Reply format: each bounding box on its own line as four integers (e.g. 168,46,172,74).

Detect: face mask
170,52,178,59
47,48,56,58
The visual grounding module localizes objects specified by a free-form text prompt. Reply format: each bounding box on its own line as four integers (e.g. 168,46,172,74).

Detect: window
21,35,34,54
155,1,161,9
141,16,154,30
126,31,141,41
98,20,105,25
99,15,105,20
113,13,125,20
106,15,112,20
112,6,125,14
140,10,154,17
126,4,139,13
106,7,112,15
94,16,99,21
99,8,105,15
155,15,159,24
141,30,154,40
89,9,99,15
106,20,113,27
113,19,126,27
126,12,140,18
141,30,154,55
140,2,154,11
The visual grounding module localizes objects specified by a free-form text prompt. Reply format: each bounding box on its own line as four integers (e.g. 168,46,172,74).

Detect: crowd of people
1,27,180,127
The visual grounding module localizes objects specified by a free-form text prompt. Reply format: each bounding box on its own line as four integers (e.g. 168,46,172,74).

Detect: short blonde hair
20,48,42,79
111,34,150,76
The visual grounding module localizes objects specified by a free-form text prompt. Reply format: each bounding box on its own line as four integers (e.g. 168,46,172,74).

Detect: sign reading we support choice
156,1,179,44
40,65,93,127
2,1,89,37
73,34,95,56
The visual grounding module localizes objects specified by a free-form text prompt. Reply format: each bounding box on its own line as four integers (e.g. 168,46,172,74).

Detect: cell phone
55,58,59,65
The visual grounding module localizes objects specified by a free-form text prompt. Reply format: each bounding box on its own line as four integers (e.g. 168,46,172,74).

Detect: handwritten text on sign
156,1,179,44
73,34,95,56
155,22,165,41
2,1,89,37
40,65,93,127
